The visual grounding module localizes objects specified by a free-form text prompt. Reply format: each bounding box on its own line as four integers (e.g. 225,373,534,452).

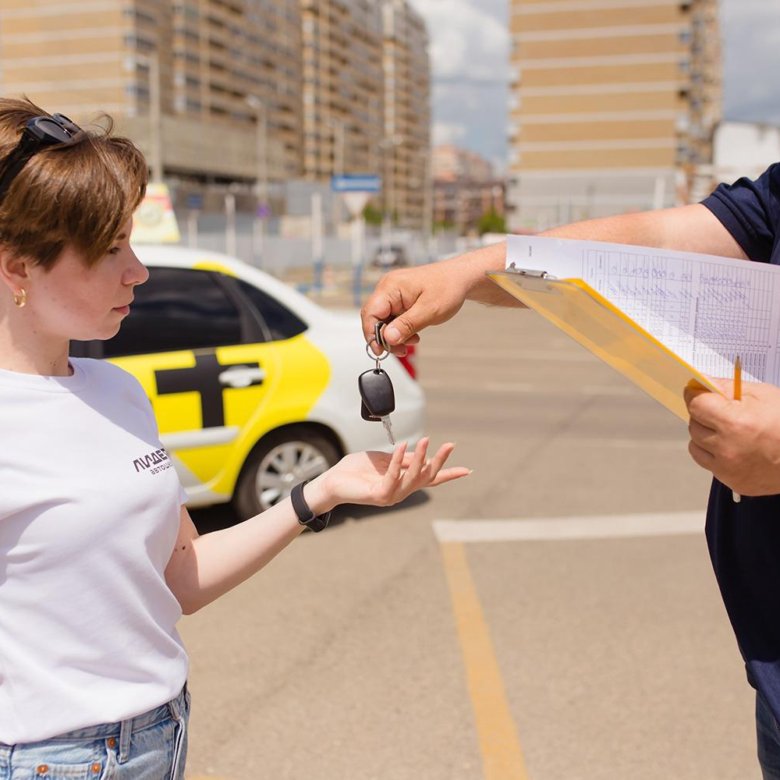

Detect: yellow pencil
734,355,742,402
733,356,742,503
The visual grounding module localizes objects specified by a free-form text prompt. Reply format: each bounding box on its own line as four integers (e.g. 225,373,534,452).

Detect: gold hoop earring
13,289,26,308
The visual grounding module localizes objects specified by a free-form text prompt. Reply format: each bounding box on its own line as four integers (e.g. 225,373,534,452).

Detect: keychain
358,321,396,445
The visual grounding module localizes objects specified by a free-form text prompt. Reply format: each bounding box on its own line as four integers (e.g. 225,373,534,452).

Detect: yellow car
70,245,426,518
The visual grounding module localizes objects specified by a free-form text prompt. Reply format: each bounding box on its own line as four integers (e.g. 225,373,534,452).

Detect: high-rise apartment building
0,0,431,226
508,0,721,231
381,0,430,228
0,0,301,183
298,0,430,228
168,0,304,180
300,0,384,180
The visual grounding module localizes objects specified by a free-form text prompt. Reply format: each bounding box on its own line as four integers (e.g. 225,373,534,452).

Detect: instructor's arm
361,204,746,354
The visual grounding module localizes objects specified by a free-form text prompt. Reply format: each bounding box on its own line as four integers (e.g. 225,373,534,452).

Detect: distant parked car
70,245,425,518
372,245,410,268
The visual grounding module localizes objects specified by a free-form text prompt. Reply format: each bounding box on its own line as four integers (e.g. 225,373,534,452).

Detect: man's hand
360,262,467,355
685,379,780,496
360,242,514,356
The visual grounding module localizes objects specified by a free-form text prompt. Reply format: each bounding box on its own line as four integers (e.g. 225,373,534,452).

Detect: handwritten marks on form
506,235,780,385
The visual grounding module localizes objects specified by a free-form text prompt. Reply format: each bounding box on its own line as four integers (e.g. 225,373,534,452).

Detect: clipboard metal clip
506,264,555,279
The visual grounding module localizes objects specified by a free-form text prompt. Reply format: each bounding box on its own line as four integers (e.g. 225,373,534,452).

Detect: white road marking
433,511,704,543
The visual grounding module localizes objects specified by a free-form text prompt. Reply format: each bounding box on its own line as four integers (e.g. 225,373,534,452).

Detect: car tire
232,427,341,519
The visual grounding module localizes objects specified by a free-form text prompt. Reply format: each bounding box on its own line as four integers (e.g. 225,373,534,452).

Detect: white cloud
414,0,780,166
413,0,508,80
412,0,509,164
432,121,468,145
720,0,780,123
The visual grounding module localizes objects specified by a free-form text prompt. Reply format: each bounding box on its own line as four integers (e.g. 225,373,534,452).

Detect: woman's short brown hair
0,97,148,268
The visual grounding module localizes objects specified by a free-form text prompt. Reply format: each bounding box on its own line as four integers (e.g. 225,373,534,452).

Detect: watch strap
290,480,330,532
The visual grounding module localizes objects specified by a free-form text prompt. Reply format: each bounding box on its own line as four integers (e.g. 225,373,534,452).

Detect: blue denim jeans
757,691,780,780
0,685,189,780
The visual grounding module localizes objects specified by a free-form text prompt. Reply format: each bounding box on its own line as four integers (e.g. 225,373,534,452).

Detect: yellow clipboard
488,268,720,421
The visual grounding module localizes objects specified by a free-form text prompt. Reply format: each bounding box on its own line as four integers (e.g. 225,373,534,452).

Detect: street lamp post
327,117,346,228
246,95,268,266
378,134,403,251
133,51,163,183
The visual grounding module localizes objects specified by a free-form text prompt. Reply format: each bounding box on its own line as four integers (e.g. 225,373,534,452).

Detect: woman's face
26,220,149,342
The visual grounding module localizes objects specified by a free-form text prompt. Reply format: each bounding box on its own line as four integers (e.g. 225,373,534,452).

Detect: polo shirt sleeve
701,163,780,263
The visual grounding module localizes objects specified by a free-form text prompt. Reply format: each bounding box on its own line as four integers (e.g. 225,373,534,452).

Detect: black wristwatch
290,480,331,532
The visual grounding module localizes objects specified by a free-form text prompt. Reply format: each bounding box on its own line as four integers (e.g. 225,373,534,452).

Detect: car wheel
233,428,341,518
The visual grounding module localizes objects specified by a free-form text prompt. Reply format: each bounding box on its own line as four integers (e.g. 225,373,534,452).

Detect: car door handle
218,366,266,388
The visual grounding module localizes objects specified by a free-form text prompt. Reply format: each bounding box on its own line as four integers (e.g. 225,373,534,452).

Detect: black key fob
358,368,395,419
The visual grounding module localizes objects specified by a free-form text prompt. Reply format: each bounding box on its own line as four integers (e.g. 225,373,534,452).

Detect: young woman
0,98,468,779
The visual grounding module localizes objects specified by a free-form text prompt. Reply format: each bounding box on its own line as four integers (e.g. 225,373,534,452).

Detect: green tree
477,209,506,235
362,202,383,226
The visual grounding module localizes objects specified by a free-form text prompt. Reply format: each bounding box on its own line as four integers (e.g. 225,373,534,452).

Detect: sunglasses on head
0,113,82,204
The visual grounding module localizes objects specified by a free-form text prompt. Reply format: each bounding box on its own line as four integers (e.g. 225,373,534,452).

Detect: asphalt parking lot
183,291,758,780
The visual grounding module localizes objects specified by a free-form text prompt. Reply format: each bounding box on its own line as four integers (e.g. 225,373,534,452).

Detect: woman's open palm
323,438,470,507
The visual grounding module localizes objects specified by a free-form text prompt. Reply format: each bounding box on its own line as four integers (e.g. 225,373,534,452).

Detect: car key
358,367,396,445
359,321,396,445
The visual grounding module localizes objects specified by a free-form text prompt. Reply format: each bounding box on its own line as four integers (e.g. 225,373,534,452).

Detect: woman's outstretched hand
306,438,470,513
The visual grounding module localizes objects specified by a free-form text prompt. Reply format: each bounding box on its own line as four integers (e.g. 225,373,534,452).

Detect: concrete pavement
182,297,757,779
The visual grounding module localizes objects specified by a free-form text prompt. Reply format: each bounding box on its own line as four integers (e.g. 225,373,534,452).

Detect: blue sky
413,0,780,172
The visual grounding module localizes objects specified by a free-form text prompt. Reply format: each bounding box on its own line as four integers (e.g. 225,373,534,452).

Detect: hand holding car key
359,321,396,445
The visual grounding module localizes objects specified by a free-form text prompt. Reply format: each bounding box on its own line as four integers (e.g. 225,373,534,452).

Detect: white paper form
506,234,780,385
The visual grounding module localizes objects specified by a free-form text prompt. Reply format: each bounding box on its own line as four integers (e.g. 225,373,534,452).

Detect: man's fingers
688,440,715,471
688,419,720,467
687,388,733,428
683,381,711,407
382,314,421,347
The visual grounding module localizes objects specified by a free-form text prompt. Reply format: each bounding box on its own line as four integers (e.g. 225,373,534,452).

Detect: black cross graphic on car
155,353,265,429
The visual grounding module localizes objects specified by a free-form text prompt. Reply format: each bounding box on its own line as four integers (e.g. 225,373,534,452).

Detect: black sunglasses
0,113,82,203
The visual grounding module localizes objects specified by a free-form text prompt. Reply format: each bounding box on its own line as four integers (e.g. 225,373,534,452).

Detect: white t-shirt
0,358,188,743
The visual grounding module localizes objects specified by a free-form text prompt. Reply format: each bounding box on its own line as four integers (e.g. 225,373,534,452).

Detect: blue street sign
185,193,204,210
331,174,381,193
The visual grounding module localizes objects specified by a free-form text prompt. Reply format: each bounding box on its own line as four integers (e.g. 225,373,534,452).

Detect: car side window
102,267,243,358
234,279,307,341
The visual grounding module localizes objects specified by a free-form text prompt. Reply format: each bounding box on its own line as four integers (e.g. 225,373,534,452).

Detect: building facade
0,0,301,187
300,0,384,181
381,0,431,229
432,145,506,235
507,0,721,231
0,0,431,226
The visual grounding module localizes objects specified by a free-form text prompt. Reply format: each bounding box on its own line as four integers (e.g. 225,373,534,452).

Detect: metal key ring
366,340,390,361
374,321,389,351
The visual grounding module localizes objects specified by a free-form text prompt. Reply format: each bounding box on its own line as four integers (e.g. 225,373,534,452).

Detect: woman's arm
164,439,469,614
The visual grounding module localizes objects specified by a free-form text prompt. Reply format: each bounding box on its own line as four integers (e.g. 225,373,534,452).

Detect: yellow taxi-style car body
70,245,426,518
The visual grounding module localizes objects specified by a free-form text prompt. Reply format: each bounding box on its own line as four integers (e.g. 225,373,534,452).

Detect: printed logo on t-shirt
133,448,172,475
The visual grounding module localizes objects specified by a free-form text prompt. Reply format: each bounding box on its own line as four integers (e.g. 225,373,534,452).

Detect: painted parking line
440,541,530,780
436,511,704,780
434,510,703,544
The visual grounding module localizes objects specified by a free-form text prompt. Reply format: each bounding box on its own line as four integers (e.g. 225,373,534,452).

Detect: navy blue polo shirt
701,163,780,717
